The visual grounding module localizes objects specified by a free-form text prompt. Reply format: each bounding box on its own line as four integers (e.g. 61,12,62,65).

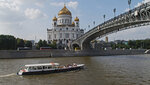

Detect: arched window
60,33,62,38
65,19,67,23
66,28,68,30
54,22,56,26
65,33,69,38
49,35,51,39
76,34,78,38
72,33,74,38
76,22,79,26
62,19,64,23
54,34,56,38
66,40,69,43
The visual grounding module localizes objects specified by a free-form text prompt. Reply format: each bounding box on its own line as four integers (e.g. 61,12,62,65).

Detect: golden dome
72,21,75,25
74,16,79,21
53,16,57,21
58,5,72,16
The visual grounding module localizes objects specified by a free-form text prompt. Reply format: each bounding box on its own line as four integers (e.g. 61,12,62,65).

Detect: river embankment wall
0,49,149,59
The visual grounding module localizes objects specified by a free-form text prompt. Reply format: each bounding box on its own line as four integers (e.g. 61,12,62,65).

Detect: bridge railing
73,1,150,42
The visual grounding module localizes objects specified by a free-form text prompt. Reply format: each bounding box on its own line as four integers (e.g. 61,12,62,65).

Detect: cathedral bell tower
52,16,57,27
74,16,79,27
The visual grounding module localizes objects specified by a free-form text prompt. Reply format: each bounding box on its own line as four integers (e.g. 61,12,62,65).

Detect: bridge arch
78,20,150,50
72,43,80,50
71,2,150,50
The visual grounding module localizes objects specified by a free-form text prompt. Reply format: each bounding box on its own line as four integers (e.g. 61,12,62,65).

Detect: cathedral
47,5,84,49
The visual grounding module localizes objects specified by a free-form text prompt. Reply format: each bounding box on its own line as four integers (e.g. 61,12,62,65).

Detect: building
114,40,128,45
92,40,112,50
47,5,84,49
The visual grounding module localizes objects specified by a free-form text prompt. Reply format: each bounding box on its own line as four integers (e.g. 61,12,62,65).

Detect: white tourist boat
17,63,84,75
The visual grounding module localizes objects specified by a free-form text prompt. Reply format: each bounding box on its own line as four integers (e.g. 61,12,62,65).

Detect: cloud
50,2,64,7
0,0,20,11
35,2,44,8
50,1,79,9
24,8,47,20
0,1,25,23
67,1,78,9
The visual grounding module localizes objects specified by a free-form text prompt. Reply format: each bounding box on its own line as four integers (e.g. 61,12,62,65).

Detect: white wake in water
0,73,16,78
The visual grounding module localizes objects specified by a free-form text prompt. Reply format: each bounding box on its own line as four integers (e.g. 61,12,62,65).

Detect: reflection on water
1,55,150,85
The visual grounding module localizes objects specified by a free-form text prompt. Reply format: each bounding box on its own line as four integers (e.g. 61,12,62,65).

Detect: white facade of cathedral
47,5,84,48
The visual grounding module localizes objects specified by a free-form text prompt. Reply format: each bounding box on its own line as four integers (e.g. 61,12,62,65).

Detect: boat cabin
23,63,60,72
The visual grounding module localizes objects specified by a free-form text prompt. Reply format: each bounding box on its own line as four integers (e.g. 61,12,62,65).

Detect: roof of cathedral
58,5,72,16
74,16,79,21
53,16,57,21
72,21,75,26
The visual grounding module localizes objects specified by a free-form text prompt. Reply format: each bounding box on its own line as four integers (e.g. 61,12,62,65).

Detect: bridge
71,2,150,50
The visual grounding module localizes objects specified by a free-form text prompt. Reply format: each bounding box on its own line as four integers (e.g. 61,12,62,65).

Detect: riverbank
0,49,149,59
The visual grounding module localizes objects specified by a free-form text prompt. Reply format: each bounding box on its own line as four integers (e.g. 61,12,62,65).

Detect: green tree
25,41,32,48
16,38,25,47
143,39,150,49
128,40,136,48
36,40,43,49
0,35,16,50
135,40,142,49
43,40,48,47
48,41,57,49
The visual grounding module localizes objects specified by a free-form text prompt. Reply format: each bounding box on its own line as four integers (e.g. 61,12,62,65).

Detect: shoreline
0,49,149,59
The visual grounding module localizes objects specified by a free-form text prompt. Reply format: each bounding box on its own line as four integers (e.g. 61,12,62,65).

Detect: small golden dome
74,16,79,21
53,16,57,21
58,5,72,16
72,21,75,25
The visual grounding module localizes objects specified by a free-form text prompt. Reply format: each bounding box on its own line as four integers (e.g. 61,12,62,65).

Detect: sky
0,0,150,42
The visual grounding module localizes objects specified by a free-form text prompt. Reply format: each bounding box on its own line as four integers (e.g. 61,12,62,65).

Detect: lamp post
93,21,95,26
88,25,90,29
103,14,106,23
113,8,116,17
128,0,131,10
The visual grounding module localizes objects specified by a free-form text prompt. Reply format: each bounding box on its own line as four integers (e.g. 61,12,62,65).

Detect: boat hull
18,66,84,75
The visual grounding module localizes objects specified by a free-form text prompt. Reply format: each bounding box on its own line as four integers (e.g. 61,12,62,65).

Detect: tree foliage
112,39,150,49
25,41,32,48
36,40,57,49
0,35,33,50
48,41,57,49
36,40,43,49
16,38,25,47
0,35,16,50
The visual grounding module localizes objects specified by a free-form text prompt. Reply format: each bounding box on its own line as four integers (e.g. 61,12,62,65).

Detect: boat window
29,67,32,70
43,66,47,69
33,67,37,70
48,66,52,69
37,66,42,70
28,67,35,70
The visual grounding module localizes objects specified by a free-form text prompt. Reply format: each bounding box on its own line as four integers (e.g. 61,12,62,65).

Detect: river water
0,55,150,85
